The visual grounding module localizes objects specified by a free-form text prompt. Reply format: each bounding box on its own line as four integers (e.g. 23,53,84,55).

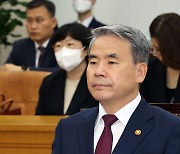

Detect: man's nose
95,62,106,77
30,21,38,29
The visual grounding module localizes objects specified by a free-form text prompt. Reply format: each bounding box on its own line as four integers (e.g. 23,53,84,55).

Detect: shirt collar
34,39,49,50
77,16,93,28
95,93,141,128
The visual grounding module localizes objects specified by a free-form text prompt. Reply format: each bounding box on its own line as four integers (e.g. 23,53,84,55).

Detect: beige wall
54,0,180,39
1,0,180,64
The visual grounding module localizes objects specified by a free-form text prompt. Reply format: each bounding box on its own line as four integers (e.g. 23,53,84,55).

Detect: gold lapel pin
135,129,141,136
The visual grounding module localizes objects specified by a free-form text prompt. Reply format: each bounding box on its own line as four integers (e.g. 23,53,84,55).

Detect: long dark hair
150,13,180,70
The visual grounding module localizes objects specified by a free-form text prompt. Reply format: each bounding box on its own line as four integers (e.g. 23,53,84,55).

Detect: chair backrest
0,92,21,115
0,71,50,115
150,103,180,116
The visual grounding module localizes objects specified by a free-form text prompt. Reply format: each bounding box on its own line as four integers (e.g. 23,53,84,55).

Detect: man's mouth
93,83,110,89
30,32,38,36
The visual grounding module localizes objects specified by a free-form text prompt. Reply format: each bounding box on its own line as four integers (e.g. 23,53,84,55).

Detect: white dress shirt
34,40,49,67
77,16,93,28
94,93,141,153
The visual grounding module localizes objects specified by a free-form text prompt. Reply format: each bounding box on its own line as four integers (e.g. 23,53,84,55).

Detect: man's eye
108,61,117,64
27,19,32,23
55,44,61,48
67,43,74,46
89,61,96,65
37,18,44,23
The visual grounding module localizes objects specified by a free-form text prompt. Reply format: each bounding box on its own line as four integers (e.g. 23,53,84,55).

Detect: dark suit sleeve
5,41,18,64
29,66,60,72
164,124,180,153
35,77,48,115
52,119,63,154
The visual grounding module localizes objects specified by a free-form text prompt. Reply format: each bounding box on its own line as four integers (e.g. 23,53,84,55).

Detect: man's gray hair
89,25,150,64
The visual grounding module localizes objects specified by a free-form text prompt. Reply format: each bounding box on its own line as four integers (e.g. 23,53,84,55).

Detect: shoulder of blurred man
5,37,58,70
13,37,34,48
88,17,106,29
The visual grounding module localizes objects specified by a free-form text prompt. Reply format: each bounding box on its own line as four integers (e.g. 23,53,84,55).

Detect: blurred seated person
140,13,180,103
72,0,106,30
0,0,59,72
35,23,98,115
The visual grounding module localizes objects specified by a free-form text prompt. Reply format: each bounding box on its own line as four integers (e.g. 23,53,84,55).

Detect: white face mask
72,0,92,13
55,47,84,72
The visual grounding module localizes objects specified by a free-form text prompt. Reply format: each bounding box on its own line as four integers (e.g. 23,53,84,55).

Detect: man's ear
136,62,148,83
52,17,57,29
92,0,96,5
81,47,88,58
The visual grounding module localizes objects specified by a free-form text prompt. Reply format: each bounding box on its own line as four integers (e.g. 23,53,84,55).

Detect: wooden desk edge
0,115,67,131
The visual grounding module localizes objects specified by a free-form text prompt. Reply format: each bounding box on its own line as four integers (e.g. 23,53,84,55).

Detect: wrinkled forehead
89,34,131,53
89,35,132,58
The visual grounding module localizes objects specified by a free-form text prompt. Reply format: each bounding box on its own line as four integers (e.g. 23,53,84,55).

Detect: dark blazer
88,17,106,30
52,98,180,154
6,38,59,72
140,58,180,103
35,70,98,115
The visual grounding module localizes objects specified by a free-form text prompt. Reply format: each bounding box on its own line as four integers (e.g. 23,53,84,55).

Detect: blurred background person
35,23,98,115
140,13,180,103
0,0,59,72
72,0,105,30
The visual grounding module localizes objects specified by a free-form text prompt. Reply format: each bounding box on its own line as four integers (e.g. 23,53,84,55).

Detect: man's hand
0,64,23,71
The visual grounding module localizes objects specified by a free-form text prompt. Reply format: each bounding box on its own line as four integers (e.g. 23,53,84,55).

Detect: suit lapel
51,71,66,114
77,107,98,154
66,71,88,114
113,100,154,154
42,41,54,66
88,18,96,30
26,39,36,66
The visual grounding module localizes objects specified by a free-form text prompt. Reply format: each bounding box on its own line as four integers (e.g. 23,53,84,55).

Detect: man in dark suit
52,25,180,154
72,0,105,30
1,0,59,72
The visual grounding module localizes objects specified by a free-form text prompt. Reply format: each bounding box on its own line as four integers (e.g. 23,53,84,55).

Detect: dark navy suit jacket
88,17,106,30
6,38,59,72
52,98,180,154
35,70,98,115
140,58,180,103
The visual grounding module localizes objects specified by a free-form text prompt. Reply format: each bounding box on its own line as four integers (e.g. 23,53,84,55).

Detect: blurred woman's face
151,37,162,62
53,35,83,52
53,35,87,72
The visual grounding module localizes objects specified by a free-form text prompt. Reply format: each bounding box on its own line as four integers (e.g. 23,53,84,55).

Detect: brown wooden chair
0,93,21,115
150,103,180,116
0,71,50,115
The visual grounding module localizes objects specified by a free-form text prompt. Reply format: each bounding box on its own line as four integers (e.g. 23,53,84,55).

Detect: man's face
26,6,56,45
87,35,146,106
